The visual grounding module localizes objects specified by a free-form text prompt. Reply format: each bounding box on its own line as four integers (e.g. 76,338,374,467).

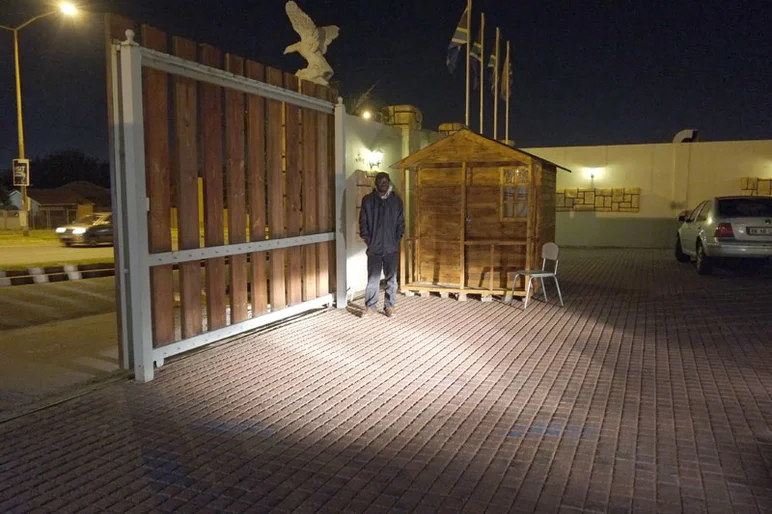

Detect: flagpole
493,27,499,140
505,40,510,143
465,0,472,127
479,13,484,134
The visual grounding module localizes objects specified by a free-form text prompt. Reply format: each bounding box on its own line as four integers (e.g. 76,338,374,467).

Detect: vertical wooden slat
300,82,318,301
400,165,407,291
415,167,422,283
534,162,543,254
199,44,227,330
105,13,136,362
489,244,495,291
105,13,135,48
315,86,332,296
532,162,543,277
246,60,268,315
525,158,535,274
460,163,468,289
284,73,303,306
225,54,249,322
172,36,203,338
267,67,287,310
532,162,542,265
141,25,175,346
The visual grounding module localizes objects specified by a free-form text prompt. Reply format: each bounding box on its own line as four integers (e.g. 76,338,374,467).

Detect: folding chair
510,242,564,309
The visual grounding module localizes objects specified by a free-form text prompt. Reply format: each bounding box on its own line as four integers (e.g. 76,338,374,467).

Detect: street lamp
1,3,78,236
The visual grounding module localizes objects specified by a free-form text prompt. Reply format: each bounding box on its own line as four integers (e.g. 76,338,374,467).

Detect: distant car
675,196,772,274
56,212,113,247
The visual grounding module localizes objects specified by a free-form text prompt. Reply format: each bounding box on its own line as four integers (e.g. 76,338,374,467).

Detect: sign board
12,159,30,187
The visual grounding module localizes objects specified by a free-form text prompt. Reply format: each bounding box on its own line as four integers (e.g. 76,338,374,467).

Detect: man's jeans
365,252,399,310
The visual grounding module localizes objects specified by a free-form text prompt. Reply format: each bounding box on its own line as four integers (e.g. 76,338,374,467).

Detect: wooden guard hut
391,128,569,299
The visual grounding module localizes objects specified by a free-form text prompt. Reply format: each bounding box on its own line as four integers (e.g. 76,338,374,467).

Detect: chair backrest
542,242,559,261
541,242,560,272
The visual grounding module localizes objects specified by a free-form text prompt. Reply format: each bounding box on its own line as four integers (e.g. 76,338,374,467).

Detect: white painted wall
7,190,40,214
685,140,772,207
524,139,772,248
342,114,443,296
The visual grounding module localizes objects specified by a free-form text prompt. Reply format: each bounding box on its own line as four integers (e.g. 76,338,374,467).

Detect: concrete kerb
0,262,115,287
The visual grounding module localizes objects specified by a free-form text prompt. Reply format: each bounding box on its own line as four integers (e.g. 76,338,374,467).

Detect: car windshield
74,214,100,225
74,214,110,225
717,198,772,218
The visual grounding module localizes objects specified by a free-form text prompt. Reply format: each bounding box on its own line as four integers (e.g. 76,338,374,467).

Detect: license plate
748,227,772,235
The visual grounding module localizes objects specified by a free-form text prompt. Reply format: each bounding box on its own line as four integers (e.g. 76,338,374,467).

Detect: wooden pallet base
400,282,526,302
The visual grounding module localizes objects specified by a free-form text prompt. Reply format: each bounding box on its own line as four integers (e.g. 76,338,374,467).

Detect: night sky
0,0,770,169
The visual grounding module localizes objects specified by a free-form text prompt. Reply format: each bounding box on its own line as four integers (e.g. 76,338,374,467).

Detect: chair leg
524,277,533,309
541,277,548,302
510,273,520,304
553,276,564,307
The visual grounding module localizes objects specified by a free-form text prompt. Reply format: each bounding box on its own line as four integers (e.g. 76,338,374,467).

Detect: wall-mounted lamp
367,150,384,170
361,110,373,120
585,167,603,182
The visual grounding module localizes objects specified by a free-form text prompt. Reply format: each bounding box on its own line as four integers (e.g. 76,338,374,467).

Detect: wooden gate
106,15,346,382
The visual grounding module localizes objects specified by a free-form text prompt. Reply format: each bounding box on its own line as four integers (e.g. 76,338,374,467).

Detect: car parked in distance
675,196,772,274
55,212,113,247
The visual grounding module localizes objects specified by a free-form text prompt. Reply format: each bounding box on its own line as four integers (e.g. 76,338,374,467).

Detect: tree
344,82,379,117
0,182,10,206
28,150,110,189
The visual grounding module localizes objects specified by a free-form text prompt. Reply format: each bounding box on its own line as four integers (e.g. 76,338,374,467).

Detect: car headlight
72,228,86,235
56,227,66,233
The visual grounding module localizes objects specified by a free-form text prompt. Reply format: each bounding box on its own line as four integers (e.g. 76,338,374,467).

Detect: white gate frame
110,31,347,382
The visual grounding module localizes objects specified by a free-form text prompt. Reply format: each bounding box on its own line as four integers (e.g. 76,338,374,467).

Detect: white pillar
119,31,154,382
334,98,348,309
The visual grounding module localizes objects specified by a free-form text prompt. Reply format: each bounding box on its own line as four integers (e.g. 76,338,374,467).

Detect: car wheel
64,241,72,247
695,241,713,275
675,235,690,263
87,235,98,247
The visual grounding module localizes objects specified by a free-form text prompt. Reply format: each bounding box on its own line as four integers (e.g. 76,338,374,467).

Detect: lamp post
1,3,77,236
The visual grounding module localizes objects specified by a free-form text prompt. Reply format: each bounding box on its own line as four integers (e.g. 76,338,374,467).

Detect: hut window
501,166,530,220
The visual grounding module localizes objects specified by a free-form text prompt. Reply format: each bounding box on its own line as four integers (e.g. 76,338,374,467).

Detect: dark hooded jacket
359,186,405,256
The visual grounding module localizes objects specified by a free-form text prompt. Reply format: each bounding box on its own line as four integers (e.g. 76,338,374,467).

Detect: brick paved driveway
1,249,771,513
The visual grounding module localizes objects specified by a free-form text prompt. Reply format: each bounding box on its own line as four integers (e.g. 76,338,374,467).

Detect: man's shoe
384,307,395,318
361,307,376,319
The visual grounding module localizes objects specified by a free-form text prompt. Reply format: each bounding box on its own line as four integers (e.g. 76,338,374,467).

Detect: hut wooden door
464,165,531,290
415,166,464,286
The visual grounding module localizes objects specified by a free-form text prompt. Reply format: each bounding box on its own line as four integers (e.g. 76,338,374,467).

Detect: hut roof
390,128,571,172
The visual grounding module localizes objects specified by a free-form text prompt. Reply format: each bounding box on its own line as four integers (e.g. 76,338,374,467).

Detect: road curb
0,263,115,287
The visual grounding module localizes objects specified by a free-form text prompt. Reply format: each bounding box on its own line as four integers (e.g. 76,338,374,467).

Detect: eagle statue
284,1,340,86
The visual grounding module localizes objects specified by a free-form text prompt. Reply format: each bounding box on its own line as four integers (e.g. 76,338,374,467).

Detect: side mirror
678,214,686,222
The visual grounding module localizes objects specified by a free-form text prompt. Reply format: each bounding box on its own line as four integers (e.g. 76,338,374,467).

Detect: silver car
55,212,114,247
675,196,772,274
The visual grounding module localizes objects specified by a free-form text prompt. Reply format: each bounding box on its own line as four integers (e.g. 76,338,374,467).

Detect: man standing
359,172,405,318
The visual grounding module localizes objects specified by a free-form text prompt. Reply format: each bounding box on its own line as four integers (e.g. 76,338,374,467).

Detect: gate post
118,32,155,382
109,42,131,370
334,98,348,309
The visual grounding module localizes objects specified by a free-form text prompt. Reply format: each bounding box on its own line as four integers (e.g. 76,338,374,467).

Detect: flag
486,49,497,95
470,25,483,89
500,50,513,99
446,6,469,73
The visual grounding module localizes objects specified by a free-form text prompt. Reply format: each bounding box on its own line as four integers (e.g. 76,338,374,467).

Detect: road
0,276,116,330
0,245,114,268
0,278,120,415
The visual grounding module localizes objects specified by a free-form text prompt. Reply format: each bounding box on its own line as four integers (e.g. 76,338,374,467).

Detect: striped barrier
0,263,115,287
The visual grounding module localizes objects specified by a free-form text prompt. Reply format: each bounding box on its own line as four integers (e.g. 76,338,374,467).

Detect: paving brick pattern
1,249,771,513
